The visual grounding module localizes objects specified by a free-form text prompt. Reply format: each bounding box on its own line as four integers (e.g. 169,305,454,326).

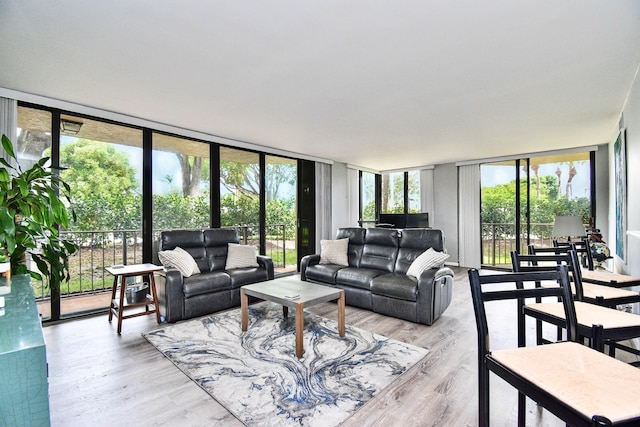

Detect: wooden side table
105,263,163,334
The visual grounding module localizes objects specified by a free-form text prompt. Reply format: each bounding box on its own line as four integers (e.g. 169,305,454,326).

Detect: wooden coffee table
240,276,345,358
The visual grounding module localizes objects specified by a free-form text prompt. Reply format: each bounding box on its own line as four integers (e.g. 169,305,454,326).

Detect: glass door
219,147,261,248
265,155,297,274
152,133,211,235
481,160,519,268
57,114,143,317
481,152,592,268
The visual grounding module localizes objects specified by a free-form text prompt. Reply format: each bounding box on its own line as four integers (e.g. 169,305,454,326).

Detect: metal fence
482,222,556,267
38,221,555,297
31,225,293,299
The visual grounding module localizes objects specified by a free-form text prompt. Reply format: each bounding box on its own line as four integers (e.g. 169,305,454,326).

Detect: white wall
612,66,640,276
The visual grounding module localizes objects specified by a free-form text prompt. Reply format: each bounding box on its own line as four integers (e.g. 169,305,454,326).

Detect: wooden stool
105,263,163,334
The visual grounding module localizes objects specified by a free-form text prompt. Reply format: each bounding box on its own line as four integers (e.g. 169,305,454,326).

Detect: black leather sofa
300,227,454,325
154,229,274,323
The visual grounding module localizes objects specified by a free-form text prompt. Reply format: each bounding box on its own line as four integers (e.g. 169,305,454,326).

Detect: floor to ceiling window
18,105,145,319
219,147,261,248
58,114,144,317
481,152,593,268
360,171,377,227
381,172,405,213
265,155,297,273
16,101,312,320
152,133,210,235
407,170,421,213
378,170,428,228
15,105,52,318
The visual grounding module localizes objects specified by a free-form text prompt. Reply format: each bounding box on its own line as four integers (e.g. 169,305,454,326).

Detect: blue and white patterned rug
143,301,428,427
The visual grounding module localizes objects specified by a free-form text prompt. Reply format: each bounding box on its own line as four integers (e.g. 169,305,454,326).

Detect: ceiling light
60,119,83,135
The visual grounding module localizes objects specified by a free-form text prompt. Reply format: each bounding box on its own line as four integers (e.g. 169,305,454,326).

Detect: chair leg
479,358,490,427
518,392,526,427
591,324,604,352
536,319,543,345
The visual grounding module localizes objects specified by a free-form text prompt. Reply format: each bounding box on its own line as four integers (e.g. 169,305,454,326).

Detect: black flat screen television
378,213,429,228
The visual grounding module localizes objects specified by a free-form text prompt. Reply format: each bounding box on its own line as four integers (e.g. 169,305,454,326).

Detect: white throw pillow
158,246,201,277
225,243,259,270
406,248,449,278
319,238,349,266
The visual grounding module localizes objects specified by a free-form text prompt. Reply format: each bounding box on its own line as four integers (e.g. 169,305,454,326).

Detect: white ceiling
1,1,639,171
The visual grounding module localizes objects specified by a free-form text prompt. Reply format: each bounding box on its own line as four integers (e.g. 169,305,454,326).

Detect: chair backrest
516,249,584,301
468,267,577,359
553,238,594,270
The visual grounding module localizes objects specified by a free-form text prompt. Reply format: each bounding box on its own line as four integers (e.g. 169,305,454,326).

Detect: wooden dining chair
469,267,640,426
554,238,594,270
512,250,640,358
529,244,640,309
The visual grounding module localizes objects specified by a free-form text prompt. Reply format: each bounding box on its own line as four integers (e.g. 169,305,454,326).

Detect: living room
2,2,640,426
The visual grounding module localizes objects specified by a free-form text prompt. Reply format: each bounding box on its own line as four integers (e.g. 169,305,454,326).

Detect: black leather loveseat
154,229,274,323
300,227,454,325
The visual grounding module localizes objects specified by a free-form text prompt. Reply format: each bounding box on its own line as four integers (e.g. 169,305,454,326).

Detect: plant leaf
1,134,16,159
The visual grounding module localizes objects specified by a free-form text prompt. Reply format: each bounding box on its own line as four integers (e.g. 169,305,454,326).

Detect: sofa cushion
161,230,205,250
182,271,231,297
358,228,399,272
204,229,240,271
305,264,344,284
225,243,259,269
337,228,366,267
336,267,385,290
227,267,269,288
394,229,446,273
158,246,201,277
406,248,450,278
371,273,418,301
320,238,349,266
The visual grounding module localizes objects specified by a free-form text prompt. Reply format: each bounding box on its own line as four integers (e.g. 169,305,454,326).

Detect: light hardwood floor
44,267,622,426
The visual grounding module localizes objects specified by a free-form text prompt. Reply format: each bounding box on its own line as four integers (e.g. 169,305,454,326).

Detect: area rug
143,301,428,427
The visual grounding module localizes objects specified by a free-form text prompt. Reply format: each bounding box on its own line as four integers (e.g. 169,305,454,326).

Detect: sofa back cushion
359,228,399,272
160,229,241,273
160,230,207,271
336,228,366,267
395,229,445,274
204,229,240,271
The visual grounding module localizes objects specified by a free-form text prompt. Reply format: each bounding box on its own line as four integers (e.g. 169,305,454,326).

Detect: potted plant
0,134,78,293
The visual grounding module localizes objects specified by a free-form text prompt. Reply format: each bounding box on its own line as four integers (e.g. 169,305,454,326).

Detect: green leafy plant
0,134,78,290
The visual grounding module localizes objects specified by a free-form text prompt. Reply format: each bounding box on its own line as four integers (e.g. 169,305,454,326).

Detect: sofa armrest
257,255,274,280
300,254,321,281
155,268,186,323
415,266,454,325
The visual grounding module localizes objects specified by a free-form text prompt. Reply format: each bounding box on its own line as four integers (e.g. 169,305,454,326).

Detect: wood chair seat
535,280,640,307
581,269,640,289
491,341,640,424
527,245,640,308
470,267,640,426
581,282,640,306
524,301,640,353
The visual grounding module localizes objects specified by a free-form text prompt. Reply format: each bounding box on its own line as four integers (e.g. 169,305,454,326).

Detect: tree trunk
177,154,203,197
